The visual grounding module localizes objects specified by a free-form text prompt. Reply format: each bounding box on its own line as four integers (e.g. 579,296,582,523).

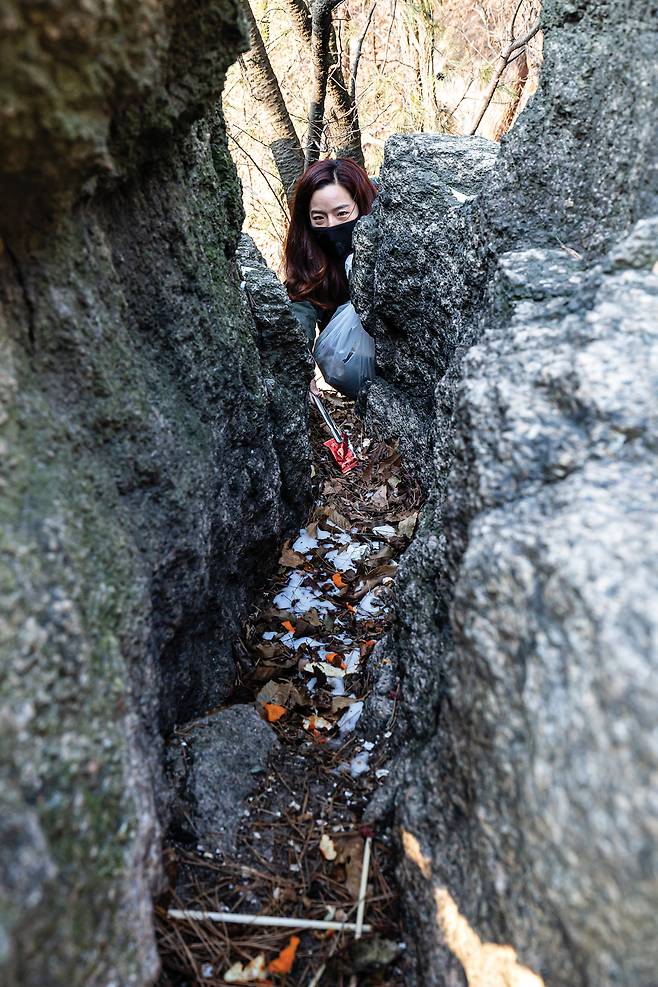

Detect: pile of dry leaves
156,393,422,986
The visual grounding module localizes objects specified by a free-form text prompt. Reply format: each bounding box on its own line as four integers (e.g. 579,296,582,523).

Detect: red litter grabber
310,392,359,474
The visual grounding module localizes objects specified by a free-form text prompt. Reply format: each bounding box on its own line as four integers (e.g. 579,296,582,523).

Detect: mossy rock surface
0,6,311,985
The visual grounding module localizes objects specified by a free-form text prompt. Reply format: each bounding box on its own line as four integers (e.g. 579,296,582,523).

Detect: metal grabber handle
310,392,342,443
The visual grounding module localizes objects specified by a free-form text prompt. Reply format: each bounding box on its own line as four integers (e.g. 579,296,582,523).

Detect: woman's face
309,182,358,228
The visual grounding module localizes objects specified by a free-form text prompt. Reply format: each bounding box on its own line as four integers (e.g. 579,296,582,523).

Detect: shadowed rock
167,705,279,855
0,4,311,985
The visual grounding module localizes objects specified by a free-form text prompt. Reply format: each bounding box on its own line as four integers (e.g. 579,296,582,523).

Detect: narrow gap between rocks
155,392,424,986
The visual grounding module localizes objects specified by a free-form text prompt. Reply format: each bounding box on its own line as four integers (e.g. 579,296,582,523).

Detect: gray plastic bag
313,301,375,399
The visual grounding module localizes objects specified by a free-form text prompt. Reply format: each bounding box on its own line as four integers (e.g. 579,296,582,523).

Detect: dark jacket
290,299,323,350
290,257,352,350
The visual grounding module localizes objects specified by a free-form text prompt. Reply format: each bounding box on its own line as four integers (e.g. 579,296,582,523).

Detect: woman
284,158,378,394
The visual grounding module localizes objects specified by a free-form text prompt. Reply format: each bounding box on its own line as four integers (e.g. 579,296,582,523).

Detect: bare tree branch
467,15,541,136
228,131,290,226
349,1,378,103
493,44,529,139
380,0,397,75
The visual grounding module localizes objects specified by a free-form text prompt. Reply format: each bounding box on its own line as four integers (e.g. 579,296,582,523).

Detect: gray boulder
351,134,498,481
167,705,279,855
390,227,658,985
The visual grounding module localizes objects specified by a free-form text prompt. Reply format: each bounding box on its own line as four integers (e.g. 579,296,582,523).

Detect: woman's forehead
309,182,355,213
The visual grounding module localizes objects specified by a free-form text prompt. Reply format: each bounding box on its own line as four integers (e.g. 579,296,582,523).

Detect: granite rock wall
355,2,658,984
0,4,311,985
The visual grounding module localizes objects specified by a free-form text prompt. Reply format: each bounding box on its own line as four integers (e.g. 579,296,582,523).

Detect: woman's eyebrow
311,204,353,215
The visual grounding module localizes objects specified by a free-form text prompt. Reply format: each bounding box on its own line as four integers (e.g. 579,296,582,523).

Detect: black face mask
311,217,359,260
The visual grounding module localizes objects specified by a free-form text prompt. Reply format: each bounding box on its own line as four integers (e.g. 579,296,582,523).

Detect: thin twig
227,131,289,222
349,0,378,103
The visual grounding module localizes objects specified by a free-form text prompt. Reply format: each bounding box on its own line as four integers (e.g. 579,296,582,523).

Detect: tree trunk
306,0,340,167
286,0,364,165
241,0,305,202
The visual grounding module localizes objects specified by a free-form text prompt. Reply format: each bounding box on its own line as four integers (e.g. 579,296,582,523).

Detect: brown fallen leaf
301,607,323,627
370,484,389,509
251,641,281,661
365,545,395,565
352,563,397,600
398,512,419,539
318,507,351,531
331,696,358,713
335,836,364,899
279,548,308,568
250,659,297,683
256,680,306,710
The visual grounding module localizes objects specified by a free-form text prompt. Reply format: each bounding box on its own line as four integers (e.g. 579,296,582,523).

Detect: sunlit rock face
356,1,658,983
482,0,658,258
0,4,311,985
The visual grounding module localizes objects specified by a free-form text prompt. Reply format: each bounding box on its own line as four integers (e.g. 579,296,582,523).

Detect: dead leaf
398,512,419,539
250,659,297,683
252,641,281,661
365,545,395,565
319,507,351,531
301,607,323,627
335,836,364,899
268,936,300,975
263,703,287,723
319,834,337,861
332,573,347,589
331,696,358,712
256,680,306,710
369,484,389,509
279,548,308,568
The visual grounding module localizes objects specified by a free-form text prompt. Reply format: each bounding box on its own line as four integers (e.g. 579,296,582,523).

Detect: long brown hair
284,158,378,310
